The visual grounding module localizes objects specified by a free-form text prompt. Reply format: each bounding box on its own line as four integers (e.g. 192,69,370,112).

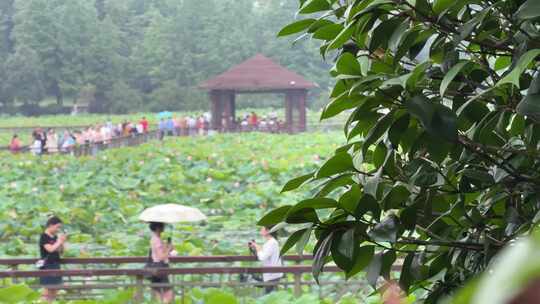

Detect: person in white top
249,226,283,293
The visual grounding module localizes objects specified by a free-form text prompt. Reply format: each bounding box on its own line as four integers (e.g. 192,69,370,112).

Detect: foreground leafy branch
261,0,540,302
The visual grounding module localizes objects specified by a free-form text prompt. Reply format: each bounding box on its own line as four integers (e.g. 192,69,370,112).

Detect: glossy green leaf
258,206,292,226
362,111,395,156
369,215,399,242
296,226,313,256
339,184,362,215
313,23,343,40
278,19,316,37
497,49,540,88
336,52,362,76
313,232,334,282
316,152,354,178
366,252,383,288
370,18,403,52
440,61,469,97
399,252,415,293
459,8,489,41
514,0,540,20
388,114,410,148
407,95,458,142
328,23,355,51
286,208,320,224
494,57,511,71
281,228,309,256
281,172,314,193
517,73,540,119
321,93,367,120
299,0,331,14
346,245,375,279
331,228,356,271
288,198,338,214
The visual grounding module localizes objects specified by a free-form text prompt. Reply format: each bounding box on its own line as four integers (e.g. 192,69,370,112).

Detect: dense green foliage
0,0,331,114
0,133,341,257
0,284,391,304
260,0,540,302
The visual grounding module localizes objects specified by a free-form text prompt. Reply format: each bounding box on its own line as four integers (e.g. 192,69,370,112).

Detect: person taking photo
248,226,283,294
38,216,66,303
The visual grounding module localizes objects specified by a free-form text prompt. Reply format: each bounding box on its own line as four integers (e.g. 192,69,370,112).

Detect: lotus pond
0,132,343,258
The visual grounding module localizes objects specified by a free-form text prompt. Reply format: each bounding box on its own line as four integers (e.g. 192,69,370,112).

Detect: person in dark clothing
38,216,66,303
40,129,48,154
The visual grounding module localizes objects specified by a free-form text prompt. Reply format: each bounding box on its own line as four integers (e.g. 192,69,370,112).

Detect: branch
397,0,513,53
397,238,494,251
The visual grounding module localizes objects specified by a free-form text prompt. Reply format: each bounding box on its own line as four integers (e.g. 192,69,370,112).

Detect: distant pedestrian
158,119,166,140
166,117,174,136
30,132,43,156
140,117,149,133
45,130,59,154
38,216,67,303
9,134,22,153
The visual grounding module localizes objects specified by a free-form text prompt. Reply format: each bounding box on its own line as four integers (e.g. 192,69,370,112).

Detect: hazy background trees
0,0,331,115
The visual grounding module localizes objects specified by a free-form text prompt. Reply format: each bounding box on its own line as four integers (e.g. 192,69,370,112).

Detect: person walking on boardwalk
38,216,67,303
9,134,22,153
147,222,174,303
248,226,283,294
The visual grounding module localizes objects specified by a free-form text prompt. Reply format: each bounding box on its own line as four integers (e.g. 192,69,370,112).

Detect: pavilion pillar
285,91,294,134
210,91,222,131
298,90,307,132
221,91,235,132
285,90,307,133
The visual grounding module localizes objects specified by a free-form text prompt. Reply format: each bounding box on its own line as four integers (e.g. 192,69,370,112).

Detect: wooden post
230,92,236,131
210,91,222,131
298,90,307,132
135,275,144,302
294,272,302,297
285,91,293,134
11,265,18,284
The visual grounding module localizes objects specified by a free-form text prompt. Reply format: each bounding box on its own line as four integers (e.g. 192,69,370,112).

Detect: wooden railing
0,255,372,302
0,131,160,156
0,255,314,266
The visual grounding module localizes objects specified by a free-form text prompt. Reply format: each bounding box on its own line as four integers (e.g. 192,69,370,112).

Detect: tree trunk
95,0,106,21
53,81,63,106
89,88,106,113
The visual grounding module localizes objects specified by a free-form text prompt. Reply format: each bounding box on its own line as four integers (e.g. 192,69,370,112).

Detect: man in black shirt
38,216,66,303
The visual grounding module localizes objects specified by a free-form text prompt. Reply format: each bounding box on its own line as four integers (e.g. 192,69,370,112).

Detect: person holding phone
148,222,174,303
38,216,66,303
248,226,283,294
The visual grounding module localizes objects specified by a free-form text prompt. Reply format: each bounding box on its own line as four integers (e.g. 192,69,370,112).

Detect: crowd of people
236,111,285,133
7,111,287,155
38,216,284,303
157,113,211,138
9,117,152,155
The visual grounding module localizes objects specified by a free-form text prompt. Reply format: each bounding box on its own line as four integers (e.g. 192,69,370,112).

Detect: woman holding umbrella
140,204,206,304
148,222,174,303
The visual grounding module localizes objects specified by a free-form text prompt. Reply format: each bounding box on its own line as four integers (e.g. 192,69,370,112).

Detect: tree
85,17,123,113
4,46,46,105
0,0,15,55
260,0,540,302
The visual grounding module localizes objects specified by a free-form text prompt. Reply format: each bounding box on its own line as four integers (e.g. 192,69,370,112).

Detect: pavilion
199,54,317,133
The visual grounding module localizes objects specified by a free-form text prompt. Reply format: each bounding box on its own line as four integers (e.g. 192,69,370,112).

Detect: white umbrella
139,204,207,224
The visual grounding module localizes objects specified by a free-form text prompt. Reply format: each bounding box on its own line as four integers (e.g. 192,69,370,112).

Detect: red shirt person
9,135,22,153
140,117,149,133
249,112,258,128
